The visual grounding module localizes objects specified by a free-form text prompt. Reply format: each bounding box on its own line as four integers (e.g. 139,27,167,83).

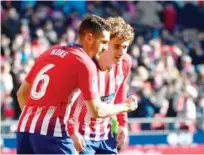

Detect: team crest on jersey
92,76,98,93
116,74,124,85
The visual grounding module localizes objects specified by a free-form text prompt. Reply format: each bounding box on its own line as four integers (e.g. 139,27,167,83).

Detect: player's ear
85,33,94,45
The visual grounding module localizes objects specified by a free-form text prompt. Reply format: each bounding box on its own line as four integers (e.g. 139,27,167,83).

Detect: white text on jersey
51,49,68,58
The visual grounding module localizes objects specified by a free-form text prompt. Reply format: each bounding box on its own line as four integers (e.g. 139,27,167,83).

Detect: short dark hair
78,14,111,36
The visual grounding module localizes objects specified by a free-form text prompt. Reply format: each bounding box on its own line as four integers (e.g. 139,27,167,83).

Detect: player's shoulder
77,55,95,69
63,45,89,60
66,47,93,64
49,44,88,61
46,44,95,69
69,48,96,70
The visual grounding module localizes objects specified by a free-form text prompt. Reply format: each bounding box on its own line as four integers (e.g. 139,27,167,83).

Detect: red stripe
105,71,110,96
114,64,119,77
77,95,87,135
105,123,112,137
115,64,121,90
78,104,87,135
58,103,68,137
69,99,78,122
47,106,59,136
99,120,105,138
24,107,37,132
34,107,48,133
89,117,96,137
100,123,111,139
17,106,29,131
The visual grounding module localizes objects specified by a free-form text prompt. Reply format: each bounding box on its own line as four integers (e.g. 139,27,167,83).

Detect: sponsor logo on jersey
101,93,115,104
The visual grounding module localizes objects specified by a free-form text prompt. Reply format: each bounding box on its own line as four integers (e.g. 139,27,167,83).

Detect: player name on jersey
50,49,68,58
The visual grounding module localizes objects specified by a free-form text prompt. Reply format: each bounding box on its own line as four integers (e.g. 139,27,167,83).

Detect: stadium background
1,1,204,154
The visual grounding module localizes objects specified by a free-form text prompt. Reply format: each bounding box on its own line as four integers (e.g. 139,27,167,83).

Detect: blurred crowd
1,1,204,133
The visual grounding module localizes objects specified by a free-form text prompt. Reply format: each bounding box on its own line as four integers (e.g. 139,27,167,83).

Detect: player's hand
126,95,138,112
71,131,86,152
116,126,128,148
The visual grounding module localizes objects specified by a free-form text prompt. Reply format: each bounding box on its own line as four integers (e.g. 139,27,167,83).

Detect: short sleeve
25,61,38,84
77,58,99,100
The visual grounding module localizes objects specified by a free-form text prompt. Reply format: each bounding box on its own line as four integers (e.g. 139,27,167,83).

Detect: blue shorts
16,132,76,154
80,135,117,154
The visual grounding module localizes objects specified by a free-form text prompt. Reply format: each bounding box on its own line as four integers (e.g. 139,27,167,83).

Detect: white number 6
31,64,55,100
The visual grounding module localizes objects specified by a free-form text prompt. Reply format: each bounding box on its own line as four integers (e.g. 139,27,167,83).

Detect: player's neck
75,39,94,58
97,55,112,72
75,39,82,47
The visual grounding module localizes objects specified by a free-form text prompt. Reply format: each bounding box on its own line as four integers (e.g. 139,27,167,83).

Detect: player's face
91,30,110,59
108,37,131,64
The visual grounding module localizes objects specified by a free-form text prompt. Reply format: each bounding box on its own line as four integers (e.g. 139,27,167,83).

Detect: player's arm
115,54,132,127
115,82,128,127
114,54,133,147
85,98,135,119
17,80,31,110
17,61,37,110
67,97,86,152
68,117,86,152
67,101,77,136
78,59,137,119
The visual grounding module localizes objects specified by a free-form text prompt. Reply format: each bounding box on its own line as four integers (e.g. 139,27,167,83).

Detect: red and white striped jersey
68,54,132,141
17,44,99,137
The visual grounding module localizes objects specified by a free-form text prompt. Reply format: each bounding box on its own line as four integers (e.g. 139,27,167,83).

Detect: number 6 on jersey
31,64,55,100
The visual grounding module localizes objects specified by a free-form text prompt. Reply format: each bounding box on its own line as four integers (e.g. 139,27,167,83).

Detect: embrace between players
16,14,138,154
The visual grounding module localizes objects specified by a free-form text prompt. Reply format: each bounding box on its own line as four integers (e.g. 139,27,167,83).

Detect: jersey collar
67,43,83,48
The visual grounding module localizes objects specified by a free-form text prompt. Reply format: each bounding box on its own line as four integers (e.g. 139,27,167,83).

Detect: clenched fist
125,95,138,112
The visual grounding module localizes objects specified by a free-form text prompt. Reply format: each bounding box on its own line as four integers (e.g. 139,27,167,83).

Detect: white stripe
119,63,123,74
104,63,124,140
94,119,103,141
63,104,71,136
20,107,33,132
93,71,106,140
103,118,111,140
84,110,91,140
115,63,124,89
109,68,115,95
68,89,80,106
29,107,42,133
99,71,106,96
54,117,62,137
73,95,83,135
102,68,115,139
40,106,56,135
64,104,71,124
104,65,120,140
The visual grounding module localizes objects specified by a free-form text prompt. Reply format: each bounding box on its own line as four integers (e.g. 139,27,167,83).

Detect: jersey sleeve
77,58,99,100
114,54,132,127
25,61,38,84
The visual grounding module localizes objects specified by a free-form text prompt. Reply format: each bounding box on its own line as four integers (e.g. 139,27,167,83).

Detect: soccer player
68,17,135,154
16,15,137,154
